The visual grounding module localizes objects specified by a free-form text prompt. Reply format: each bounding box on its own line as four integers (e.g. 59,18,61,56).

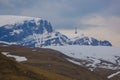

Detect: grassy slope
109,75,120,80
0,45,107,80
0,53,73,80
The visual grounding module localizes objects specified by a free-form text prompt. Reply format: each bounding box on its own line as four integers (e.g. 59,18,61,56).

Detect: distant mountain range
0,15,112,47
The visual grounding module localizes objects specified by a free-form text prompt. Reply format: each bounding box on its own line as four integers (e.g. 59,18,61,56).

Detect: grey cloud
0,0,119,30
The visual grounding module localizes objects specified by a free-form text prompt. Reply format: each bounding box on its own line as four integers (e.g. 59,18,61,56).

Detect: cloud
0,0,15,8
1,0,119,30
0,0,120,46
0,0,119,30
0,0,35,10
101,0,120,16
78,14,120,32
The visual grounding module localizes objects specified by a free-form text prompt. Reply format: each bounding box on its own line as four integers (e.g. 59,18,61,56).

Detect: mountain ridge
0,15,112,47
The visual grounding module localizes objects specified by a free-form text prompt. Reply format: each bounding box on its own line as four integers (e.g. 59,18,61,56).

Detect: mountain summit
0,15,112,47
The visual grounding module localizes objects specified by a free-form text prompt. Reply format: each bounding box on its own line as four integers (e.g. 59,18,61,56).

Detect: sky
0,0,120,46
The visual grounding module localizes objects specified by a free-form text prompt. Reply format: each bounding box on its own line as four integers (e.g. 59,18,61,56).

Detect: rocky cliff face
0,15,112,47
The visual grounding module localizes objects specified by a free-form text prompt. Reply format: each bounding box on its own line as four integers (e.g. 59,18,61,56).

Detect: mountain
46,45,120,69
69,34,112,46
0,44,107,80
0,15,70,47
0,15,112,47
45,45,120,79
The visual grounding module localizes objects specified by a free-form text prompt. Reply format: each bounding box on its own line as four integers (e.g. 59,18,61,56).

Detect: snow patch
0,41,17,45
32,49,37,51
107,71,120,79
1,52,27,62
10,29,23,35
66,58,82,66
45,45,120,70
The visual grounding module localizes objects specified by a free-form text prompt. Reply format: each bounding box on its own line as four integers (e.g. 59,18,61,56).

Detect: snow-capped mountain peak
0,15,112,47
69,34,112,46
0,15,70,47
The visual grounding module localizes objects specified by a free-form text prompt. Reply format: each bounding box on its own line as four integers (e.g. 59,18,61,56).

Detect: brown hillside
0,44,108,80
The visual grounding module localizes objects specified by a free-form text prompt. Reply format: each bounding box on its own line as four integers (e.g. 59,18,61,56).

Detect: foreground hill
0,44,107,80
0,51,75,80
0,53,49,80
